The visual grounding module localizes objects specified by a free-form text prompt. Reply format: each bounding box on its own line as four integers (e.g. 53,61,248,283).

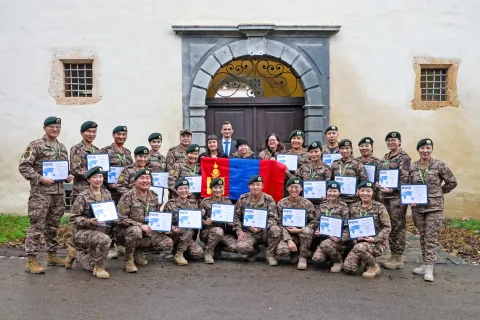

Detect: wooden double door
206,98,305,153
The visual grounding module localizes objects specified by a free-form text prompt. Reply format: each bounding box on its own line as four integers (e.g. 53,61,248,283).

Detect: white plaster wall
0,0,478,216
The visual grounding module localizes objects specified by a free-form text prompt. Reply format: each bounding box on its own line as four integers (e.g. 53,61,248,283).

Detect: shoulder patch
118,174,125,182
22,151,31,160
73,155,81,162
169,169,176,175
25,146,32,152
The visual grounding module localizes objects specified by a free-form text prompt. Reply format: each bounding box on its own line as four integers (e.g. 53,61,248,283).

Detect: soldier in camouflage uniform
312,181,350,273
331,139,368,205
147,132,167,172
344,180,391,279
377,132,411,270
168,144,201,199
281,130,311,180
163,178,204,266
117,146,149,196
321,125,340,154
18,116,73,274
355,137,381,166
66,166,112,279
276,178,316,270
165,129,192,172
69,121,100,205
231,138,258,159
234,175,282,266
409,139,457,282
199,178,237,264
117,169,174,272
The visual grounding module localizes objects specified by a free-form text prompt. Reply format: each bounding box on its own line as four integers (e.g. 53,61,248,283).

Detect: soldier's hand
238,231,247,241
65,174,74,183
249,226,259,233
287,240,297,252
287,227,300,234
89,218,98,226
201,209,206,216
411,202,417,207
141,224,152,234
40,177,55,186
379,187,393,193
330,236,341,243
204,218,212,226
314,230,321,237
172,226,179,232
228,223,235,226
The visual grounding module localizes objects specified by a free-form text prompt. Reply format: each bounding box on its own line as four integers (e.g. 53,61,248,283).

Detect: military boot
413,264,426,275
382,255,404,269
297,257,307,270
47,253,66,267
134,250,148,266
267,256,278,266
174,251,188,266
93,265,110,279
64,246,77,269
424,265,434,282
25,256,46,274
362,263,381,279
124,254,138,273
204,250,214,264
330,262,343,273
107,245,118,259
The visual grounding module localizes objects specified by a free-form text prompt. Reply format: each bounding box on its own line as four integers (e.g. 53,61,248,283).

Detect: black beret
326,181,341,191
113,125,127,134
358,180,374,190
286,177,303,188
185,144,200,154
80,121,97,133
339,139,353,148
248,175,263,185
308,141,322,152
133,169,152,181
134,146,149,155
180,129,192,135
85,166,103,179
325,125,338,133
148,132,162,142
417,138,433,150
289,130,305,140
209,177,224,188
358,137,374,146
175,177,189,189
44,116,61,126
236,138,249,148
385,131,401,140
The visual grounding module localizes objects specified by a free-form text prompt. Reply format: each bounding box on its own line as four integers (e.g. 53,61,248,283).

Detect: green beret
248,175,263,185
308,141,322,152
44,116,61,126
286,177,303,188
80,121,97,133
113,125,127,134
148,132,162,142
185,144,200,154
289,130,305,140
175,177,189,189
209,177,224,188
358,180,374,190
133,169,152,181
236,138,249,148
385,131,401,140
134,146,149,155
358,137,374,146
417,138,433,150
326,181,341,191
339,139,352,148
85,166,103,179
180,129,192,136
325,125,338,133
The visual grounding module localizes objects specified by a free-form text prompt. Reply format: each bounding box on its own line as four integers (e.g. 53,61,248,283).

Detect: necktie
224,141,230,155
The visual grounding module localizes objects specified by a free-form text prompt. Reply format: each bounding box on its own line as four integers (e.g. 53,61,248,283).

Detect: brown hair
262,133,286,154
222,121,234,129
206,134,220,156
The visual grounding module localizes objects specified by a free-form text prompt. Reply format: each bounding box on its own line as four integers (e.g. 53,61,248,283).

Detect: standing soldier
18,116,73,274
344,180,391,278
147,132,167,172
234,175,282,266
355,137,380,166
117,146,149,196
165,129,192,172
70,121,100,205
276,178,316,270
168,144,201,199
295,141,332,192
322,125,340,154
409,139,457,282
199,178,237,264
282,130,311,178
378,132,411,270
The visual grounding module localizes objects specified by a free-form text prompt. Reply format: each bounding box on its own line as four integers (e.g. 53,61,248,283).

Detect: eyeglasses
46,125,62,130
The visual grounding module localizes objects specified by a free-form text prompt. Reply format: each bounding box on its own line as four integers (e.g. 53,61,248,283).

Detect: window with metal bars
420,68,447,101
63,63,93,97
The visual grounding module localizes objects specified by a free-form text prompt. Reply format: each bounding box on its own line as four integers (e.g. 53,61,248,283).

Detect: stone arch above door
173,24,340,148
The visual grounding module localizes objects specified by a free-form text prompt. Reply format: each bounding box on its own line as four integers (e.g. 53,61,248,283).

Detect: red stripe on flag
260,160,287,202
201,158,230,198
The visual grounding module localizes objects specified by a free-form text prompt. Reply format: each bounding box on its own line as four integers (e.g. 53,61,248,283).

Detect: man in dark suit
219,121,237,157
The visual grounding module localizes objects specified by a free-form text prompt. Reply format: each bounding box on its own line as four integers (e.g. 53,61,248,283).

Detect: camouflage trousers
312,238,346,263
237,226,282,258
74,229,111,271
171,229,204,258
25,192,65,256
383,197,408,256
200,227,237,253
412,209,443,265
276,227,315,258
343,242,377,272
116,226,174,255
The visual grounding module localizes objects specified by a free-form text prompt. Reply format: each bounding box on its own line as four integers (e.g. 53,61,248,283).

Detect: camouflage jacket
321,143,340,154
378,149,411,199
234,192,278,234
117,164,145,195
165,144,187,172
100,144,133,194
168,162,201,193
163,197,199,225
349,200,391,249
316,200,350,241
70,188,112,232
147,150,167,172
18,136,68,194
117,187,160,227
355,155,381,166
258,148,284,160
295,161,332,182
277,196,316,241
199,196,233,229
408,158,457,212
70,141,100,197
331,158,368,203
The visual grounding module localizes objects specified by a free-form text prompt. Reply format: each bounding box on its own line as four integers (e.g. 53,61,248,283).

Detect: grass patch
448,218,480,231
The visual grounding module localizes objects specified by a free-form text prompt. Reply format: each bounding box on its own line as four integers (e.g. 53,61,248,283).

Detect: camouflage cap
80,121,97,133
339,139,352,148
148,132,162,142
358,179,374,190
325,125,338,133
385,131,401,141
209,177,224,188
326,180,341,191
44,116,61,126
286,177,303,188
289,130,305,140
248,175,263,185
417,138,433,150
185,144,200,154
180,129,192,136
133,169,152,181
85,166,103,179
358,137,374,146
113,125,127,134
175,177,189,189
134,146,149,155
308,141,322,152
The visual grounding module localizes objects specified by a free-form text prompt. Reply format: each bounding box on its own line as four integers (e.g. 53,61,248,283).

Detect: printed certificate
185,176,202,194
86,154,110,172
334,176,357,196
211,203,235,223
151,172,169,188
378,169,399,189
400,184,429,205
149,187,164,204
322,153,342,167
281,208,306,228
178,209,203,229
276,154,299,171
148,211,172,232
303,180,327,199
319,215,343,238
90,201,118,222
41,160,69,181
364,165,376,183
107,166,123,184
243,208,268,229
348,216,376,239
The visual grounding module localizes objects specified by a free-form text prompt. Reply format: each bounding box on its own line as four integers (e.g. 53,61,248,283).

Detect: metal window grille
420,68,447,101
64,63,93,97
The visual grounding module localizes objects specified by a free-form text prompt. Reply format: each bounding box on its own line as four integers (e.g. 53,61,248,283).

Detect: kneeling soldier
199,178,237,264
117,169,174,273
66,166,112,279
343,180,391,278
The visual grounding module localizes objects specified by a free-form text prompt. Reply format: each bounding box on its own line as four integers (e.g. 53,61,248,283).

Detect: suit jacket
219,138,237,157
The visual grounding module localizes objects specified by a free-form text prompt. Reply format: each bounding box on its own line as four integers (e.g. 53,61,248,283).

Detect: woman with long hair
258,133,285,160
199,134,228,162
